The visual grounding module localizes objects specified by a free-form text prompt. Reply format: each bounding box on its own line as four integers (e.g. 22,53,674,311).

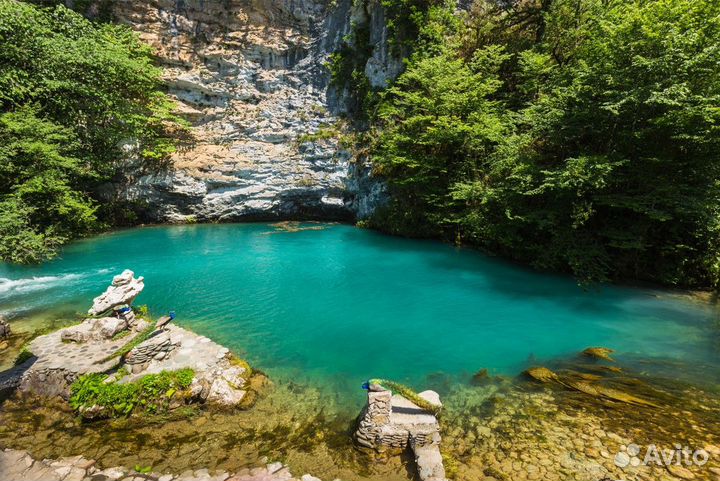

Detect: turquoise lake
1,223,718,402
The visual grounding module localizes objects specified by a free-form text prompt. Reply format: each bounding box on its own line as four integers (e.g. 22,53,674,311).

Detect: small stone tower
354,382,448,481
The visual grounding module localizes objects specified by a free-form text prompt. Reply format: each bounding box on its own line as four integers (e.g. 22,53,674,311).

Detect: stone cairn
124,330,179,372
88,269,145,317
60,270,147,343
354,382,448,481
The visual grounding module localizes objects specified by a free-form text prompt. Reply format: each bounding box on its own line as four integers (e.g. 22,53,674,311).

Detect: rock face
100,0,391,222
354,387,448,481
88,270,145,316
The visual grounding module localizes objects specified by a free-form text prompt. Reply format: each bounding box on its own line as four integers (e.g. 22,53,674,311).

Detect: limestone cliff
99,0,395,222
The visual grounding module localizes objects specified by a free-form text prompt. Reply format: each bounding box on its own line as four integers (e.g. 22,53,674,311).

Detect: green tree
371,0,720,287
0,0,180,263
0,106,97,263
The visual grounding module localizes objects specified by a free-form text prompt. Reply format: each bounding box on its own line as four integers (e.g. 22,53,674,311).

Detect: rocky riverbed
0,448,319,481
2,356,719,481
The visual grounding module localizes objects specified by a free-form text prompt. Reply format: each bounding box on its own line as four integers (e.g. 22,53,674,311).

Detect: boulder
206,377,246,406
0,315,10,340
88,270,145,315
582,346,615,362
61,317,128,343
523,366,559,383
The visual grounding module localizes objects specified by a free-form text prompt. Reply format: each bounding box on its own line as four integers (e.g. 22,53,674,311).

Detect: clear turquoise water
1,223,718,400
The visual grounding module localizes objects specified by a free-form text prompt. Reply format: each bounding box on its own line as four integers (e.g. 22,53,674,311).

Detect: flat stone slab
389,391,441,427
414,443,447,481
27,325,145,374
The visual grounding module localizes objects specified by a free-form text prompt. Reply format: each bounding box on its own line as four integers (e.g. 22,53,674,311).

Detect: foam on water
0,274,84,296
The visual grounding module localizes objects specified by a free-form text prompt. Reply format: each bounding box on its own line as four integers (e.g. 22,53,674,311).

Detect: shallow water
1,223,719,405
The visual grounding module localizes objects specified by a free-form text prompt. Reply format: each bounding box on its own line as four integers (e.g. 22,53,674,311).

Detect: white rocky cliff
102,0,394,222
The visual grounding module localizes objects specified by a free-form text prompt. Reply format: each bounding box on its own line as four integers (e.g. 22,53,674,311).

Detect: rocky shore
0,270,250,411
0,449,323,481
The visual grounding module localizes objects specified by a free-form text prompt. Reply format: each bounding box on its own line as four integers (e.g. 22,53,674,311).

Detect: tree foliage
0,0,179,263
370,0,720,287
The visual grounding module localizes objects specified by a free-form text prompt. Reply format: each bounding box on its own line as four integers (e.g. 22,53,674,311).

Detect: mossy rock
14,348,34,366
228,355,253,378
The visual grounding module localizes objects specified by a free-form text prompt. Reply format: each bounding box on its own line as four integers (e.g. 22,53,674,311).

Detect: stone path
7,322,149,398
27,325,139,374
0,449,324,481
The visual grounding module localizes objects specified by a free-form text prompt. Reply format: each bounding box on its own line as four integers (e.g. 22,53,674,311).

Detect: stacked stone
88,270,144,316
125,332,178,367
355,390,394,450
116,307,137,326
353,386,448,481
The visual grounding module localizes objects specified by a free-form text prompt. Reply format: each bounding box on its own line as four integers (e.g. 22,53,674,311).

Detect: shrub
69,368,195,417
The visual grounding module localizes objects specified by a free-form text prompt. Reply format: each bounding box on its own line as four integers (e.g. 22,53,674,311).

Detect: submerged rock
471,368,489,384
582,347,615,362
0,448,320,481
523,366,559,383
523,365,659,407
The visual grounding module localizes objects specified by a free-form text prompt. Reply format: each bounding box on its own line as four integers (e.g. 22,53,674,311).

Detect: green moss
111,329,130,341
483,466,507,481
441,450,459,479
326,20,378,122
369,378,442,415
14,347,34,366
229,355,253,378
132,304,150,319
70,368,194,418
